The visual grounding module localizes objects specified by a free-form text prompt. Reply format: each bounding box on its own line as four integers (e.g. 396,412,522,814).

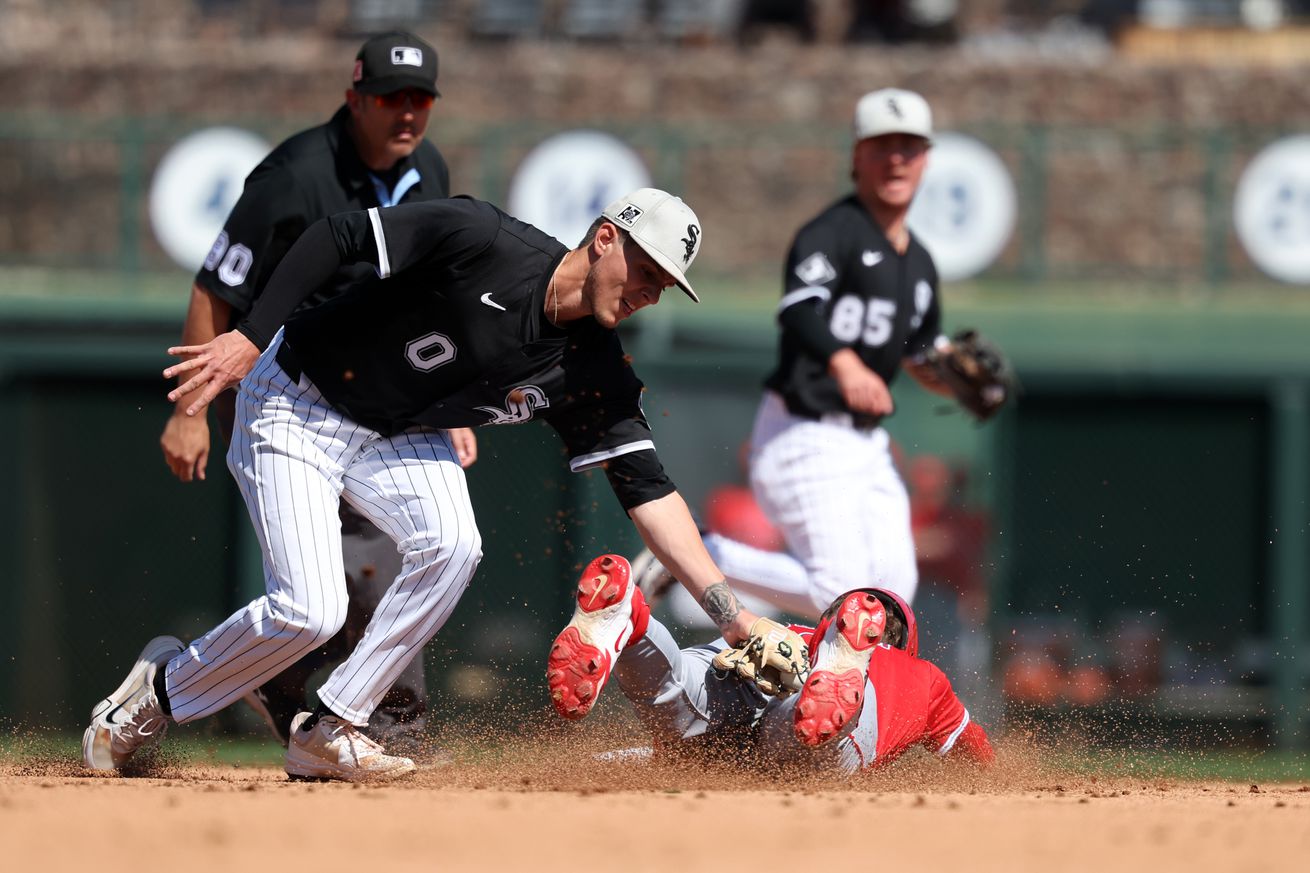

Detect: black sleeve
546,341,675,511
235,220,346,350
603,449,676,512
366,197,498,278
778,300,844,362
777,221,846,362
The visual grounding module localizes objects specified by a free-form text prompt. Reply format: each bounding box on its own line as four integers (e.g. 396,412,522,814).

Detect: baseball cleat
794,591,886,747
284,712,417,782
82,635,185,771
630,546,677,605
547,554,648,721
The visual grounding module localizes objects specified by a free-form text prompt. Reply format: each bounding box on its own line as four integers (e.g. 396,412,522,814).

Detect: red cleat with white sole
794,590,886,747
547,554,649,721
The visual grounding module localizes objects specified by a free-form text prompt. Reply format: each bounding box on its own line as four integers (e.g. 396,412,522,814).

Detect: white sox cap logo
854,88,933,143
601,187,703,302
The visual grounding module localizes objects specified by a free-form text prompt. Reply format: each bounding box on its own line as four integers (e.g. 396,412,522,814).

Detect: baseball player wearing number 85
636,88,962,620
551,555,994,772
84,188,769,782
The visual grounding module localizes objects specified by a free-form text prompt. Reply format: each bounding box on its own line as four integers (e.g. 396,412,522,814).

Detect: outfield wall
0,298,1305,747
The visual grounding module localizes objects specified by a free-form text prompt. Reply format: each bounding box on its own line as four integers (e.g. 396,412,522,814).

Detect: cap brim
856,127,931,143
354,77,440,97
633,237,699,303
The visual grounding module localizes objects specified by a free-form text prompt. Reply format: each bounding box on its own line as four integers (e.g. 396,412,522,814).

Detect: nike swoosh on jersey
862,250,884,267
480,292,507,311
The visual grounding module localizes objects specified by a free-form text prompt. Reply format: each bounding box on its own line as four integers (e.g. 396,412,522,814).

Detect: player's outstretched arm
160,283,232,481
164,331,260,417
628,492,757,645
163,220,349,416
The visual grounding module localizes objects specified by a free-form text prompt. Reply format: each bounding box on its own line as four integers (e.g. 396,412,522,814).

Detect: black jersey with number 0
194,105,450,326
279,197,672,509
764,194,941,424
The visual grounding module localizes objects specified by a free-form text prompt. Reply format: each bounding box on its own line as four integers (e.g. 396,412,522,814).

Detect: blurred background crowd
1,0,1308,752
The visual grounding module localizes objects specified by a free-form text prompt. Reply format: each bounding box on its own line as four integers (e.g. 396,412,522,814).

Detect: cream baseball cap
601,188,702,302
854,88,933,143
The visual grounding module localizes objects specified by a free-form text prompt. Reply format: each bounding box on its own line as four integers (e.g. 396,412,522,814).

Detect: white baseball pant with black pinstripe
702,390,917,618
162,330,483,727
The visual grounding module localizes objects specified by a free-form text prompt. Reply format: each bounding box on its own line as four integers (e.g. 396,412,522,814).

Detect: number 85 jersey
764,194,941,426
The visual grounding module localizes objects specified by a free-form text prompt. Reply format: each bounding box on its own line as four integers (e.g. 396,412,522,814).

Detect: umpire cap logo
391,47,424,67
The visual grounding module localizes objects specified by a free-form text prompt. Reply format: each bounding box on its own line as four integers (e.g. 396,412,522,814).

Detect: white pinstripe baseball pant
703,391,917,618
163,331,483,727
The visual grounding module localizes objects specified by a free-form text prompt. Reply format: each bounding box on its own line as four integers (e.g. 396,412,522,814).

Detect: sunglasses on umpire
371,89,435,110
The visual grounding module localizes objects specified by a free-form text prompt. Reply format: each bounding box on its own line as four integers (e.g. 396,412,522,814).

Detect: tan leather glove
712,617,810,697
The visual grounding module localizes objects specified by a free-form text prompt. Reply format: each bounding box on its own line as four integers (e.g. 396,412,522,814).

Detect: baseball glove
927,329,1014,422
712,617,810,697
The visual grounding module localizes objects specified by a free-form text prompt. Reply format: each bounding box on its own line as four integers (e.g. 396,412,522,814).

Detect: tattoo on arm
700,581,742,629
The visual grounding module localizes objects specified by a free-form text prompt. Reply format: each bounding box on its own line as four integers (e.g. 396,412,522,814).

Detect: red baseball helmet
809,587,919,660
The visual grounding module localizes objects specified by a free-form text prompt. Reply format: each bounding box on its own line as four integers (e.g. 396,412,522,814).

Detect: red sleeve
948,720,995,766
922,661,993,764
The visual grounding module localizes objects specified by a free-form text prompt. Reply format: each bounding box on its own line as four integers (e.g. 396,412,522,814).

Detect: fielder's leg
748,393,918,612
336,507,429,752
240,504,419,748
310,428,482,727
163,346,357,726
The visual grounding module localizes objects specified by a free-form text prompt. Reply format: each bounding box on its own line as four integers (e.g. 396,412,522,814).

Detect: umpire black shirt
194,105,451,325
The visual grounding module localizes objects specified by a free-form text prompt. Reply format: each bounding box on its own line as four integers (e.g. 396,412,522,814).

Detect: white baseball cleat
630,547,676,605
794,591,886,747
547,554,649,721
284,712,417,782
82,635,185,771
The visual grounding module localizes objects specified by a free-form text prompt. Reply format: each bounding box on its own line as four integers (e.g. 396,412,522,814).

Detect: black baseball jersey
764,194,942,424
195,105,451,326
256,197,672,510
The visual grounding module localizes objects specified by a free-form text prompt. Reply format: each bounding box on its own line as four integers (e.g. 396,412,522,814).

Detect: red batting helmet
810,587,919,661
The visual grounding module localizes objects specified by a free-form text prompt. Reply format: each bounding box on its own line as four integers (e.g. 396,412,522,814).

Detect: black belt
812,409,881,433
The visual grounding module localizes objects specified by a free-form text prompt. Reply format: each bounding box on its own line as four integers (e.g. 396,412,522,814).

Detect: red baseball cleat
794,591,886,747
547,554,649,721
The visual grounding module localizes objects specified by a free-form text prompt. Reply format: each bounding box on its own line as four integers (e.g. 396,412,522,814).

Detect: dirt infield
3,732,1307,873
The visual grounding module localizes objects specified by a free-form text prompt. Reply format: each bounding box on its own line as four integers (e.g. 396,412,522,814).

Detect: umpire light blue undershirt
370,168,421,208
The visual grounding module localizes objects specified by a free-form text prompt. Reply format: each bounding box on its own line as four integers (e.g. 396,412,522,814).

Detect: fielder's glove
927,329,1015,422
712,618,810,697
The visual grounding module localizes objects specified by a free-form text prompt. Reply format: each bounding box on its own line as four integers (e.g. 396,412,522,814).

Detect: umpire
159,31,471,754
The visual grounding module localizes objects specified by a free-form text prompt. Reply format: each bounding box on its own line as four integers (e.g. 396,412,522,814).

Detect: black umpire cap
352,31,440,97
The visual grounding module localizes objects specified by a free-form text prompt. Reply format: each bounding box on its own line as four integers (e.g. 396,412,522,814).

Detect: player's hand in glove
712,617,810,697
926,329,1015,422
